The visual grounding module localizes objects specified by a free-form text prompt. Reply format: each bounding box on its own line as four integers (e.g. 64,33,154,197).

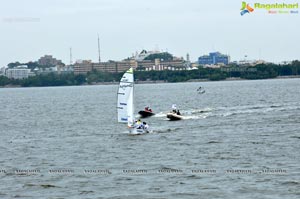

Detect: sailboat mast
132,68,135,121
70,47,73,65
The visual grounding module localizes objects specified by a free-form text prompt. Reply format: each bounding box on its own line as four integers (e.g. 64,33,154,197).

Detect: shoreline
1,76,299,88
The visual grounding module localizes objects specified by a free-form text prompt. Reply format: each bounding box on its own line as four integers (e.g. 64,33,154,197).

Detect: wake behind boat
117,68,149,135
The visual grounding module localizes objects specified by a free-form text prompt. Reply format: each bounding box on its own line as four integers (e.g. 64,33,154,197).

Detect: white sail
117,68,134,126
127,79,134,127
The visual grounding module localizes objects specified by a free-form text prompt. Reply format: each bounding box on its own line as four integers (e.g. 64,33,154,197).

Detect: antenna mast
70,47,73,65
98,34,101,63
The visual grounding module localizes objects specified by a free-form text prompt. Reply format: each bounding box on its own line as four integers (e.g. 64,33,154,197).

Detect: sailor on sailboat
117,68,149,135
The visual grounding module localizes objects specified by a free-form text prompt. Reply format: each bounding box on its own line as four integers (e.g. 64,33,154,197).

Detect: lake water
0,79,299,198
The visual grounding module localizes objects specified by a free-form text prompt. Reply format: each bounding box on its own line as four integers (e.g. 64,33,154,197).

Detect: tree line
1,61,300,87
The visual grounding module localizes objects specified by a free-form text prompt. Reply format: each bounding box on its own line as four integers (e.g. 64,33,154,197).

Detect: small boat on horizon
197,86,205,94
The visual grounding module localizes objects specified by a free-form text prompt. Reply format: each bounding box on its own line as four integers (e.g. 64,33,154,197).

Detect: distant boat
197,86,205,94
117,68,149,135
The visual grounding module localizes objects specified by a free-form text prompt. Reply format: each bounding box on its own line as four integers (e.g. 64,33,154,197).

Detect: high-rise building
198,52,230,65
38,55,63,66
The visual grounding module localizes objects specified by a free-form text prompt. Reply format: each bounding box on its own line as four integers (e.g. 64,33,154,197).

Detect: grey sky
0,0,299,67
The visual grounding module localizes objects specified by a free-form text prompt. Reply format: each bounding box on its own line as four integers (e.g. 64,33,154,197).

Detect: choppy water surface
0,79,299,198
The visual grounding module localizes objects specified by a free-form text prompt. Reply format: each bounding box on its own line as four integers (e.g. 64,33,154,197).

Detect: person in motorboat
167,105,183,120
145,106,152,112
170,104,181,115
172,104,177,113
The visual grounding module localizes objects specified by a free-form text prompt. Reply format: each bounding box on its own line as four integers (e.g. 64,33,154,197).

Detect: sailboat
117,68,149,135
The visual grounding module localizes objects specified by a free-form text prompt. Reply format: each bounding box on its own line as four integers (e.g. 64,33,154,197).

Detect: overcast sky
0,0,299,66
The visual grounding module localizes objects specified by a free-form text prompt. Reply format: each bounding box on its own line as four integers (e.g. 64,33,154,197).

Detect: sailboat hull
129,127,149,135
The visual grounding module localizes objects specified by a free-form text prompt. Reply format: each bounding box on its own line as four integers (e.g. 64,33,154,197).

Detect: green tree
0,76,10,86
144,52,173,61
8,62,22,68
74,74,86,85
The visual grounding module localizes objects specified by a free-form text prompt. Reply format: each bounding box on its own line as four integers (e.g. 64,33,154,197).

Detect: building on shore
38,55,63,66
236,59,267,66
0,67,6,76
35,64,73,75
198,52,230,66
138,59,186,71
74,59,187,74
5,66,35,79
73,60,136,75
74,50,187,74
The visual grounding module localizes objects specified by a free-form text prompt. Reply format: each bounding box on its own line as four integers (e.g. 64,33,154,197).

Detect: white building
5,67,31,79
238,59,267,66
0,67,6,76
134,49,160,61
